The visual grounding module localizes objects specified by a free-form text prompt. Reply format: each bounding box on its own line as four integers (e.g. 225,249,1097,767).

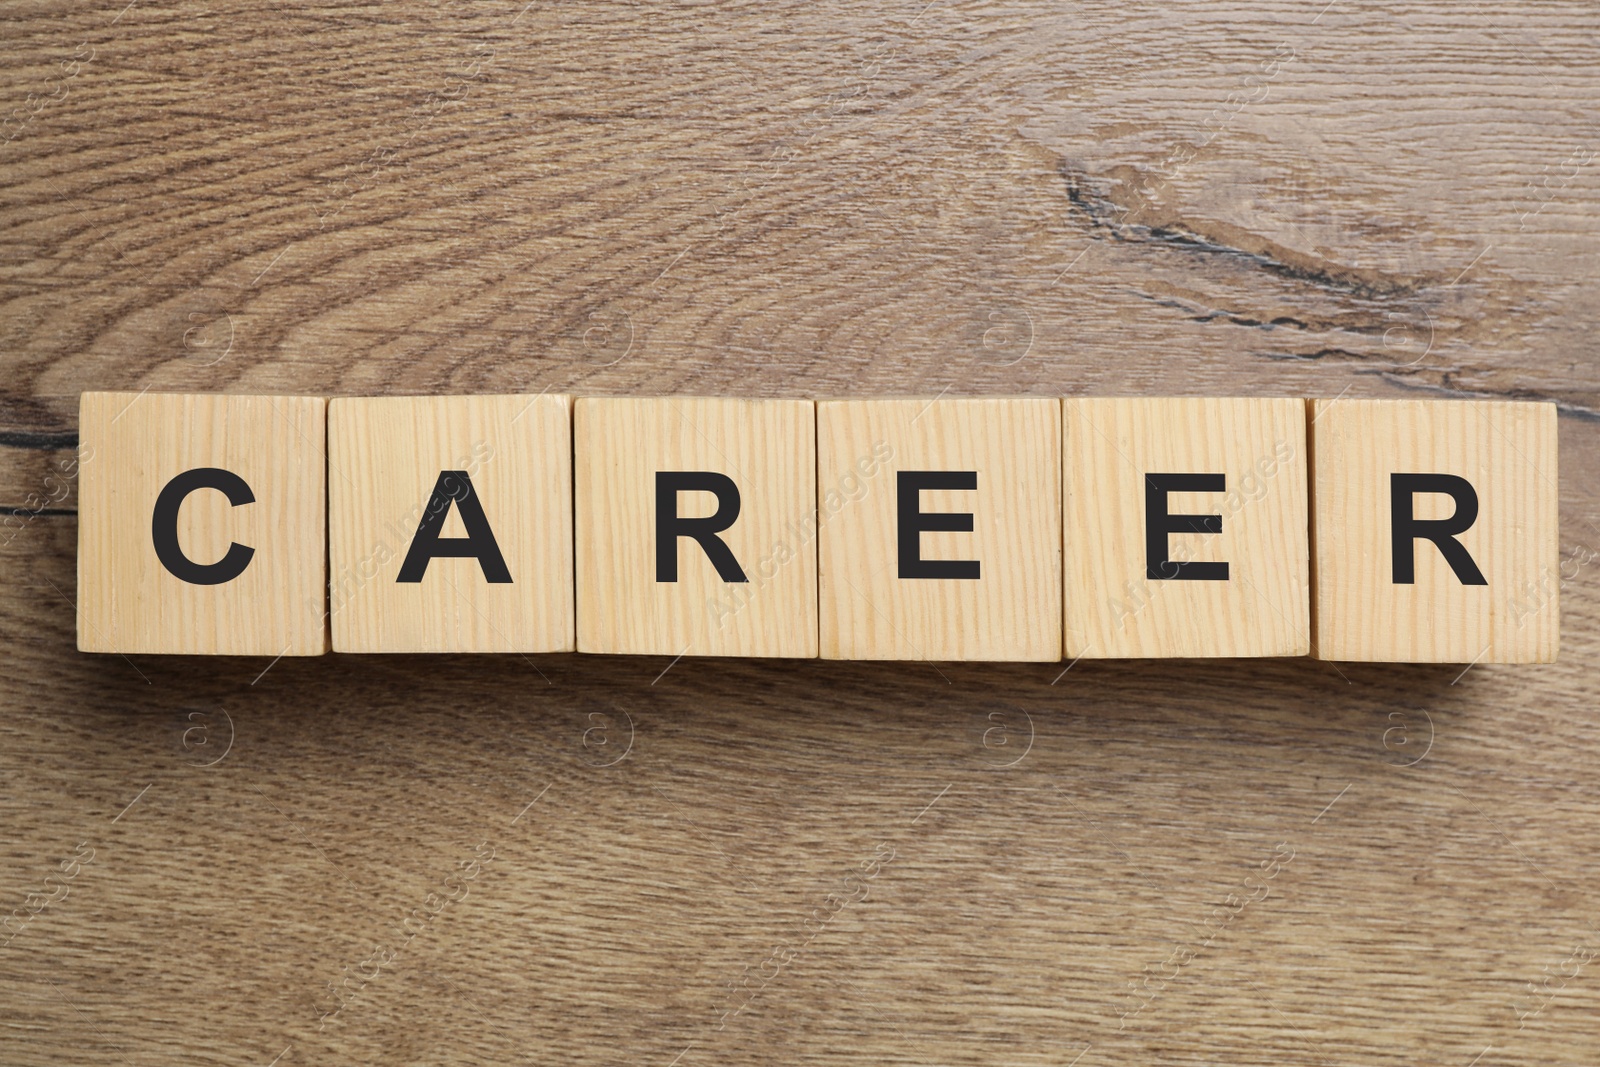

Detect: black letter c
152,467,256,585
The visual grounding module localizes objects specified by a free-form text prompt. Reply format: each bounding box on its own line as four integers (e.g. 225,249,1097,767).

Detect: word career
75,393,1557,663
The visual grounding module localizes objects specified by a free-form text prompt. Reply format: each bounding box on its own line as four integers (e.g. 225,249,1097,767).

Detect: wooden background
3,1,1598,1063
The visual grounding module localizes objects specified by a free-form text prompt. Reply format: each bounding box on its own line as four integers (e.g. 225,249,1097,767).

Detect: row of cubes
76,393,1558,662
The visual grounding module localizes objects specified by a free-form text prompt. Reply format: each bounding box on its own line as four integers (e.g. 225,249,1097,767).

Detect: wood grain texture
4,0,1600,1064
575,396,817,657
328,393,574,653
818,397,1062,661
1063,397,1309,658
1311,398,1559,663
76,391,327,656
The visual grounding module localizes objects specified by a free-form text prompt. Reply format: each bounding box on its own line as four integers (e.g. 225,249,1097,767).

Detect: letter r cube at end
1310,398,1558,663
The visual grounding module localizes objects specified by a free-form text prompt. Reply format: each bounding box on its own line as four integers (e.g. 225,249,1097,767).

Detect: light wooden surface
328,393,574,653
1311,399,1559,663
76,392,328,656
4,1,1600,1064
1064,397,1309,659
575,396,817,657
817,397,1062,660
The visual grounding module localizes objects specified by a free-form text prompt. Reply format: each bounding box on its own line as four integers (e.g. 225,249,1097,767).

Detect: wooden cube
575,397,817,657
77,392,328,655
1311,399,1558,663
817,398,1061,661
1062,398,1309,658
327,394,574,653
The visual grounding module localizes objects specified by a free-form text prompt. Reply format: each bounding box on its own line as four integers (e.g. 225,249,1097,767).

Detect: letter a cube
77,392,328,655
1311,399,1558,662
328,394,574,653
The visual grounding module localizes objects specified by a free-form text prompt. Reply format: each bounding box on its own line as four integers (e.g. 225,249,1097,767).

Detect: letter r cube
1311,399,1558,662
574,397,817,657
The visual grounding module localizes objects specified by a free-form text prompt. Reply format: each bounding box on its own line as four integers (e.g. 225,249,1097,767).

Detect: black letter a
396,471,512,583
